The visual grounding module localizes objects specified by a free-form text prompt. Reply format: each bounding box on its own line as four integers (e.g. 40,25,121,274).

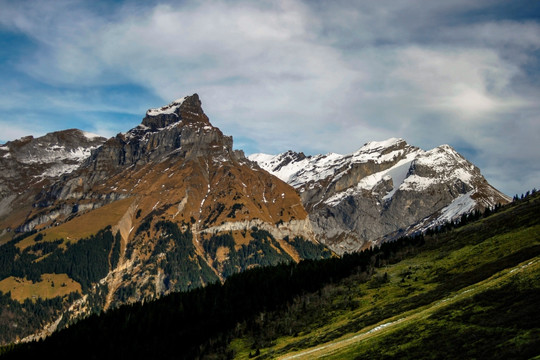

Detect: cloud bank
0,0,539,196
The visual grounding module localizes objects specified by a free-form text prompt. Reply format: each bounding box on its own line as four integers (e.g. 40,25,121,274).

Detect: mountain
0,94,512,344
0,94,330,344
0,129,106,222
249,137,511,254
3,191,538,359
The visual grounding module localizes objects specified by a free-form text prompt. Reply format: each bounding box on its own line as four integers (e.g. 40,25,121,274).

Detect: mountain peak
250,137,510,254
146,96,188,117
142,93,210,130
359,137,407,153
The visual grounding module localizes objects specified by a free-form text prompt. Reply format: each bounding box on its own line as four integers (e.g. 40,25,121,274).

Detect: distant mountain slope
0,129,106,222
250,138,510,254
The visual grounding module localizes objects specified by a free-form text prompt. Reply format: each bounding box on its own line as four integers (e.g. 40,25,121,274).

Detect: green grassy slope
230,194,540,359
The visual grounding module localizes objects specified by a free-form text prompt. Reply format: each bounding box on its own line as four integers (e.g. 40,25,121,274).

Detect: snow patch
382,158,415,200
146,97,187,116
248,153,276,164
40,164,81,178
82,131,103,140
324,154,417,206
399,175,435,191
435,190,476,224
22,146,96,165
360,137,403,153
400,146,475,192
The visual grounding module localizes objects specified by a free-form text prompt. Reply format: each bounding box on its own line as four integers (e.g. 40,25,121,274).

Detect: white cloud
0,0,538,195
390,47,524,118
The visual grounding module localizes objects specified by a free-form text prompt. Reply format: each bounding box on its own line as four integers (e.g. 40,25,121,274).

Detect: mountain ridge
0,129,107,227
249,137,510,254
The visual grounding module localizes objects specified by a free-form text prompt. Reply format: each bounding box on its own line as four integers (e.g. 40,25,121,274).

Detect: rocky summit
250,137,510,254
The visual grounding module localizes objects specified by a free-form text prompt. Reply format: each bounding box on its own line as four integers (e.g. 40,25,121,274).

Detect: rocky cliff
250,138,510,254
0,94,331,345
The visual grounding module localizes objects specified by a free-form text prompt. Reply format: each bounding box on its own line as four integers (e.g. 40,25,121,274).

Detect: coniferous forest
1,233,426,359
0,227,122,343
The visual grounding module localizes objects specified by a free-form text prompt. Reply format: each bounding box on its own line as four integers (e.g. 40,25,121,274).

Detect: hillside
2,191,538,359
230,191,540,359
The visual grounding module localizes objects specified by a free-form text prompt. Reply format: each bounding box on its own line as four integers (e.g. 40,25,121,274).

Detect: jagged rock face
8,94,316,245
80,94,224,184
0,129,105,195
250,138,511,254
0,129,106,221
143,93,210,128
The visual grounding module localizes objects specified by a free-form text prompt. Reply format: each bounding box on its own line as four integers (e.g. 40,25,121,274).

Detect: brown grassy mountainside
0,94,331,344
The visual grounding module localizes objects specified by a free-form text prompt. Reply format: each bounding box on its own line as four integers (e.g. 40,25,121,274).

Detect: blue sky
0,0,539,196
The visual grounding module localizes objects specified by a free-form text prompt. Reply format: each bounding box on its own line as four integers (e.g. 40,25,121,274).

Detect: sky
0,0,539,196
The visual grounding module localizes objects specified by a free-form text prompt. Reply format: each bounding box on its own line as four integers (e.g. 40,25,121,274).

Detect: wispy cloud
0,0,539,195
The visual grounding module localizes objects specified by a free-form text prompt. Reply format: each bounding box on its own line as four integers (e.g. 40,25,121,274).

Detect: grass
228,196,540,359
319,259,540,360
0,273,82,303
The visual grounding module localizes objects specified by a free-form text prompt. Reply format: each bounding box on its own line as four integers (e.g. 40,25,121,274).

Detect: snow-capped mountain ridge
0,129,105,168
251,137,421,197
249,138,510,254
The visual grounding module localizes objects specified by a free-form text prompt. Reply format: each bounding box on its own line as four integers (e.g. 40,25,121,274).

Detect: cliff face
0,129,106,227
0,95,331,345
23,95,314,238
250,138,510,254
